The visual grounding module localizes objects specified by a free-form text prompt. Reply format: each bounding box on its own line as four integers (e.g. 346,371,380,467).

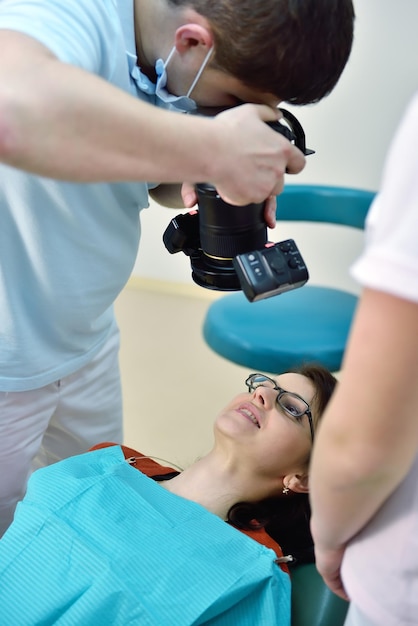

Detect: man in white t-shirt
310,93,418,625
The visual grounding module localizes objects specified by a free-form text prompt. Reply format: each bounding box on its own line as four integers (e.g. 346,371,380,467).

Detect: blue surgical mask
131,45,214,113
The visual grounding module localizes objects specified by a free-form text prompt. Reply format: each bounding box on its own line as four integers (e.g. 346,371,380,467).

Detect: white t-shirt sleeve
0,0,119,74
351,92,418,304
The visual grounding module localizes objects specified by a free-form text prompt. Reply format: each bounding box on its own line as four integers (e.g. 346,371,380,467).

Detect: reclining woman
0,364,336,625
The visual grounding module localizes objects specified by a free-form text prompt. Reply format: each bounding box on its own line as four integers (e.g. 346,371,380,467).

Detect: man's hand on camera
181,103,302,227
208,104,305,206
181,184,276,229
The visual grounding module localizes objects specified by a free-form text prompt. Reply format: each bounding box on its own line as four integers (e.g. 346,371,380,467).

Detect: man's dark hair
168,0,355,105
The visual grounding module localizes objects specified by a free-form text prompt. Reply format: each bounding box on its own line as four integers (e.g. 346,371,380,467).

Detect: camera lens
196,183,267,260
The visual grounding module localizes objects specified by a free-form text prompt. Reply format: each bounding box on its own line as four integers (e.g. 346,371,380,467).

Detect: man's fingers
264,195,277,229
181,182,197,208
285,145,306,175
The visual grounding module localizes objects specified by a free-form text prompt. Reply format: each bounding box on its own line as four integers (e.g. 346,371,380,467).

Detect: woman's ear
284,473,310,494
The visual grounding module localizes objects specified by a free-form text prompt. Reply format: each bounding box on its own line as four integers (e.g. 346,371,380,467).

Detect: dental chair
291,563,349,626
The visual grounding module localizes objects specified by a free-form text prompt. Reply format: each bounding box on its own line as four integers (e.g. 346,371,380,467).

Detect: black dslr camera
163,109,314,302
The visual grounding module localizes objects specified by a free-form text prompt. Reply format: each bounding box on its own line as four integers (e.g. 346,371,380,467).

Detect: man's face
168,64,281,110
192,67,280,108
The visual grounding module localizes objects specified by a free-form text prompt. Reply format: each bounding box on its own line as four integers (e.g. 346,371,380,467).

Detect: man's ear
284,473,310,494
174,22,213,55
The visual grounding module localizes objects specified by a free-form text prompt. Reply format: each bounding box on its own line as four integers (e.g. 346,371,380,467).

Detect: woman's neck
160,451,274,520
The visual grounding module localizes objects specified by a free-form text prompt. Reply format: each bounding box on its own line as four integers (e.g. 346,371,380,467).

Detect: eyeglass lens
247,375,308,418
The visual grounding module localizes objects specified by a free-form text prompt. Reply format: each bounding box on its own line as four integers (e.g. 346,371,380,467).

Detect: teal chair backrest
291,564,349,626
276,184,375,229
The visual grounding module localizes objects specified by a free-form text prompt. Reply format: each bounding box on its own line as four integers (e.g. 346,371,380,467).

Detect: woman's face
213,373,316,483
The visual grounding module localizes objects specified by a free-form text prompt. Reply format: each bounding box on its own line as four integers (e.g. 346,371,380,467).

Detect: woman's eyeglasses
245,373,314,443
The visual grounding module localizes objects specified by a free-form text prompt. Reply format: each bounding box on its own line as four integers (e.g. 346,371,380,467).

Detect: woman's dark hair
226,363,337,564
167,0,355,104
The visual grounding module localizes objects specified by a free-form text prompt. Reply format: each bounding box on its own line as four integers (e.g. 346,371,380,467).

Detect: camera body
162,108,313,302
233,240,308,302
163,204,309,302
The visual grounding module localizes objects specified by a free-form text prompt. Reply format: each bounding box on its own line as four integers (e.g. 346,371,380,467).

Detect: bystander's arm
310,287,418,599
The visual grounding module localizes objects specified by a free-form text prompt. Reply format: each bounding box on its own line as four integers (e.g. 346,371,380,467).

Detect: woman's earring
282,485,289,495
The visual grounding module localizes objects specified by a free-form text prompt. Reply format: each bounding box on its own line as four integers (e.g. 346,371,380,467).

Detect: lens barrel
196,183,267,260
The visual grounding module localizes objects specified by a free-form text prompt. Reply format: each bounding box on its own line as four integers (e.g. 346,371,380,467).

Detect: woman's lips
236,403,261,428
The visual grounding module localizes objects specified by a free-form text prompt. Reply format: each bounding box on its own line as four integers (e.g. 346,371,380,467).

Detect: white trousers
345,604,379,626
0,326,123,537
